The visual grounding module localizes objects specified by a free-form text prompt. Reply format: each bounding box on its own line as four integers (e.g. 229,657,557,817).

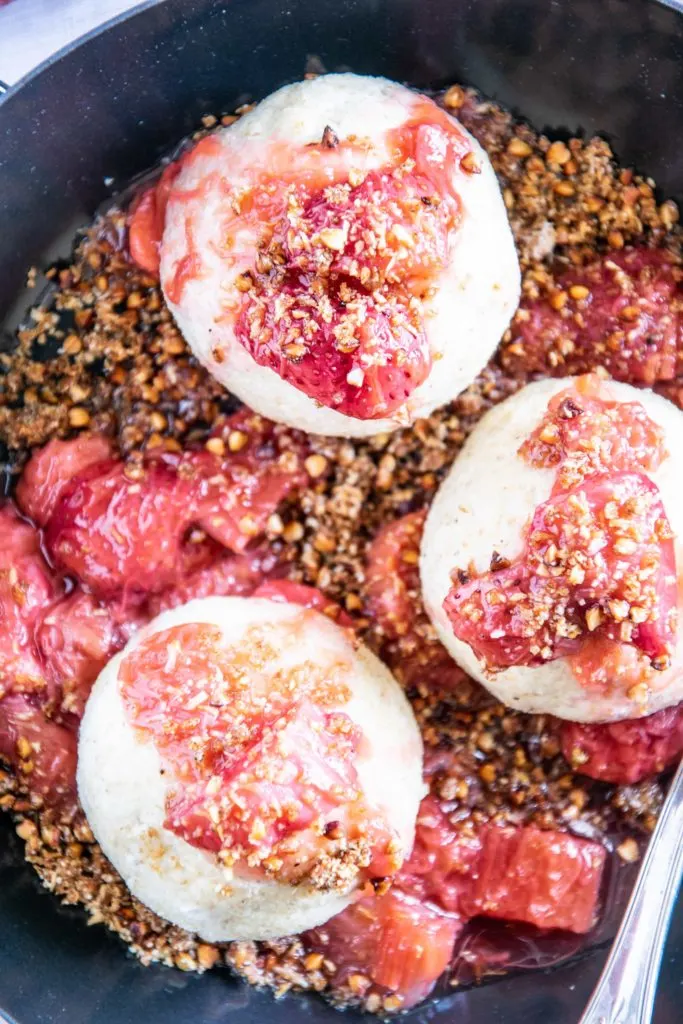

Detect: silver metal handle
579,757,683,1024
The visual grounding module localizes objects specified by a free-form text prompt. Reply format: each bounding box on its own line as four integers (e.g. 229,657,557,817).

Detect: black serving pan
0,1,682,1021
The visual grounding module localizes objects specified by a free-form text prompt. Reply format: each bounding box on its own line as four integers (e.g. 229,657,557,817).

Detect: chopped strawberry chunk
446,473,677,676
366,511,473,691
128,161,183,275
0,507,79,805
196,409,308,551
521,376,668,478
45,418,305,596
36,592,120,720
45,455,212,596
560,703,683,783
366,511,426,639
236,167,438,421
503,247,682,385
170,701,383,873
460,825,606,934
397,795,482,914
0,694,77,807
16,434,113,527
304,890,461,1009
148,548,273,616
369,894,460,1005
128,188,160,274
0,506,59,703
402,793,606,934
254,579,354,628
192,459,304,553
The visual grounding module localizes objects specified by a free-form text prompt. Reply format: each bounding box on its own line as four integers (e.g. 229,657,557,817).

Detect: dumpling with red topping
154,73,520,436
420,374,683,722
78,595,424,940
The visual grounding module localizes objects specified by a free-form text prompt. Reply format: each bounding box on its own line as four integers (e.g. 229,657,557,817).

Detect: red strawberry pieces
0,506,58,701
128,160,183,276
2,419,305,806
230,109,472,421
397,795,482,914
194,410,308,553
401,796,605,933
0,507,77,806
0,507,127,806
253,579,355,628
37,591,120,721
0,695,77,807
366,511,469,691
15,434,113,527
44,455,209,597
366,894,460,1005
304,792,606,1009
560,703,683,783
366,510,426,639
503,247,682,386
236,166,442,420
304,889,461,1010
148,548,272,616
458,824,605,933
21,414,306,598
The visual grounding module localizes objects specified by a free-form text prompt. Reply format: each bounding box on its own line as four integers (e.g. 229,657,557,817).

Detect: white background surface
0,0,142,85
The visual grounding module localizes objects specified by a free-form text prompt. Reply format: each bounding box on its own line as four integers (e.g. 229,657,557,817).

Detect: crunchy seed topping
616,837,640,863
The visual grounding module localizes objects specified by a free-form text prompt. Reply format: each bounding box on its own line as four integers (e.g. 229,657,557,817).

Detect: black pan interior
0,1,682,1022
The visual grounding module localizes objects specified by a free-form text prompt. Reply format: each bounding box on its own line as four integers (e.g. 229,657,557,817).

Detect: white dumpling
160,73,520,437
78,596,424,941
420,377,683,722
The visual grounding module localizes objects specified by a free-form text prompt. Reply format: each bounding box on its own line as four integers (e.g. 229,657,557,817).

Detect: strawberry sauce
503,247,682,386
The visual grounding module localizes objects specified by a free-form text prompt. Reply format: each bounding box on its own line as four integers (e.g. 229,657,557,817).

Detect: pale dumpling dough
78,596,424,941
160,73,520,437
420,377,683,722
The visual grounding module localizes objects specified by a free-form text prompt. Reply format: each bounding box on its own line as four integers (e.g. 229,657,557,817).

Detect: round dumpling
155,73,520,436
78,595,424,940
420,374,683,722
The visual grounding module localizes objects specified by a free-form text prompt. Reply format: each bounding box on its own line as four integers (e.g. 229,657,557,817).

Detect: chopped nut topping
305,454,328,478
616,838,640,863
